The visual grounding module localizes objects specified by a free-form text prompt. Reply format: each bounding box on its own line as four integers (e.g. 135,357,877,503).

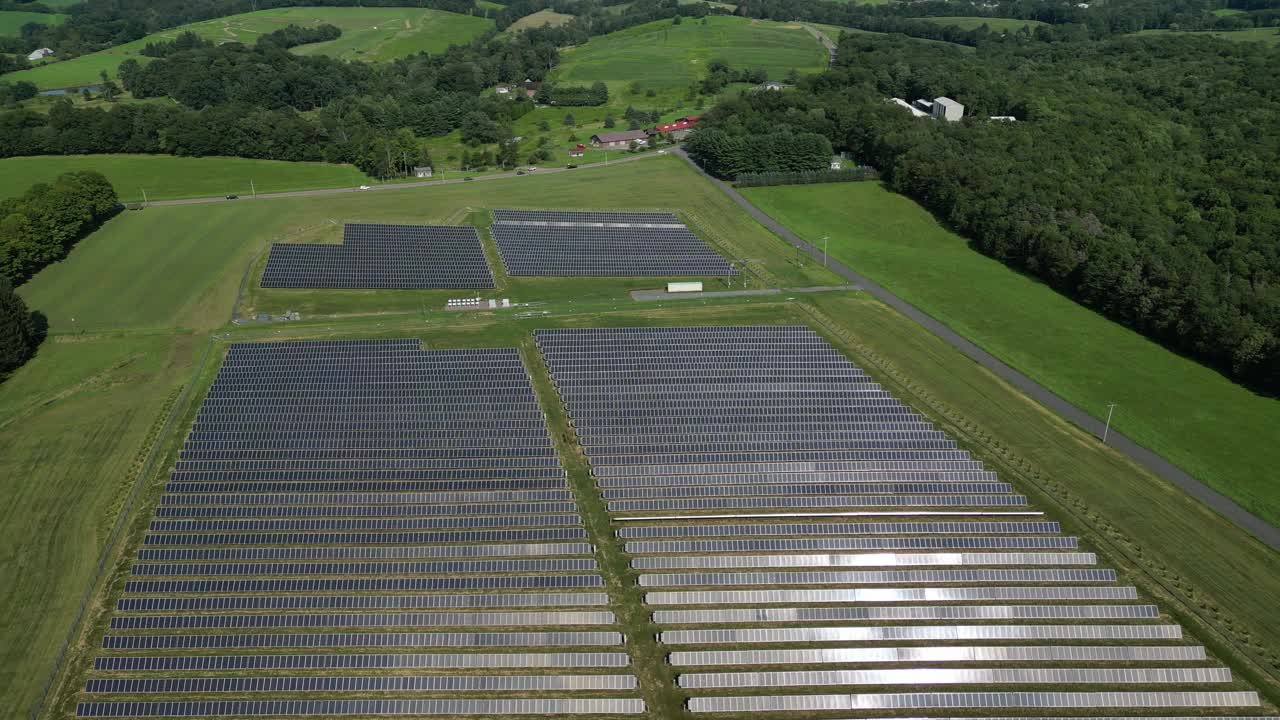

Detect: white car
359,185,371,190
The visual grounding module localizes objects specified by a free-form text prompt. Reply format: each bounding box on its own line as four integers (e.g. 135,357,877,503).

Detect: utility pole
1102,403,1117,443
140,188,148,206
250,179,256,199
822,235,829,267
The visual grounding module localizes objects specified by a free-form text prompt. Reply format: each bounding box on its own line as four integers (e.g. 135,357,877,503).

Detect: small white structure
830,157,843,170
989,115,1017,122
667,282,703,293
496,85,511,95
27,48,53,60
413,166,433,178
888,98,929,118
932,96,965,122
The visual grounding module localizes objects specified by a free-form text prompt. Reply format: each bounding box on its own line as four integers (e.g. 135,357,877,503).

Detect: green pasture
0,10,66,36
505,8,573,32
0,154,372,203
1,6,492,89
1135,26,1280,45
0,332,197,720
549,16,827,94
18,156,834,334
806,21,976,49
742,181,1280,528
921,15,1048,30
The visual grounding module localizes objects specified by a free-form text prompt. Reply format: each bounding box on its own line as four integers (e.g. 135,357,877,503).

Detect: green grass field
505,8,573,32
7,157,1280,720
0,10,66,36
0,332,198,720
921,15,1048,30
549,16,827,94
0,154,372,203
1135,26,1280,45
1,7,492,89
808,21,976,49
742,181,1280,528
19,156,834,334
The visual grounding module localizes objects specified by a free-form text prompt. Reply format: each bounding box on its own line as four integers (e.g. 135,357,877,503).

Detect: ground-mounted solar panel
260,224,493,289
668,646,1209,666
95,652,633,672
686,692,1260,713
490,209,736,277
82,338,639,714
533,324,1251,715
77,698,648,717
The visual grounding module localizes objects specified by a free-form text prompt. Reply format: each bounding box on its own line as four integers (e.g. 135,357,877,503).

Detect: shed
27,48,53,60
413,166,434,178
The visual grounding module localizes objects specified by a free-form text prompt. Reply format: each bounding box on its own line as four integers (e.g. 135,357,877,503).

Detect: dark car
225,194,239,200
463,177,474,182
566,164,578,169
516,170,526,176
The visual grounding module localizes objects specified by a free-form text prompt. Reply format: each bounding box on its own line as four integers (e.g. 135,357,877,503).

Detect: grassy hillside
550,16,827,95
921,15,1048,30
1,6,492,89
741,181,1280,528
0,10,66,36
0,154,371,203
506,8,573,32
1135,26,1280,45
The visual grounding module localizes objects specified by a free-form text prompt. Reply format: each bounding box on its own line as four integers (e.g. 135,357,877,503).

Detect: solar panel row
261,224,493,289
80,339,642,718
533,325,1253,716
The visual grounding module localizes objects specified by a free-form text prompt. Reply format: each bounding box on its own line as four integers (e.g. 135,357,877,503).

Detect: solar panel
260,224,494,289
95,652,631,671
85,674,640,693
659,625,1182,645
685,692,1260,713
491,210,736,277
678,668,1233,688
77,698,647,717
669,646,1208,666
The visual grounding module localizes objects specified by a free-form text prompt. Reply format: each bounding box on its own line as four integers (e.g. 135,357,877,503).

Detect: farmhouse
590,130,648,149
27,48,54,60
568,147,585,158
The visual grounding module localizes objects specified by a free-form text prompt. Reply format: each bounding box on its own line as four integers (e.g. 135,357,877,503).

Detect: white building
932,96,965,122
989,115,1017,122
413,166,433,178
27,48,54,60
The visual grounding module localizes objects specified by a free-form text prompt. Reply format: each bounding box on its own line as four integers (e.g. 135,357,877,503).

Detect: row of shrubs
734,166,879,187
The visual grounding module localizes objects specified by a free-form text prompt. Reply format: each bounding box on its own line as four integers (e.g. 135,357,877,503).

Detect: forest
689,33,1280,393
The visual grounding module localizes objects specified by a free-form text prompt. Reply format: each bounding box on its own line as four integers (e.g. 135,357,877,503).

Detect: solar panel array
78,339,643,718
535,326,1260,716
260,224,493,289
491,209,738,276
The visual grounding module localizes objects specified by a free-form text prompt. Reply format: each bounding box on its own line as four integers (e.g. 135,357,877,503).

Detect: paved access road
673,148,1280,551
145,152,662,206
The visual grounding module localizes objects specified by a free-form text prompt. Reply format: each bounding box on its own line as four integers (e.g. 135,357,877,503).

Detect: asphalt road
145,151,662,206
673,148,1280,551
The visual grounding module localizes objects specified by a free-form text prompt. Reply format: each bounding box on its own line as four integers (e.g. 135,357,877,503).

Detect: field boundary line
798,301,1280,703
674,146,1280,551
28,335,217,720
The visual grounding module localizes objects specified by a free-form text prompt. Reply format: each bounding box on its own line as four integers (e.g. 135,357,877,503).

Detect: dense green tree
0,276,38,376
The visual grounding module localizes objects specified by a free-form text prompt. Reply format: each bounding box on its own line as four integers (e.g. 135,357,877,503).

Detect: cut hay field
1135,26,1280,45
505,8,574,32
0,6,492,89
0,10,66,36
741,181,1280,530
0,154,372,203
549,16,828,94
922,15,1048,30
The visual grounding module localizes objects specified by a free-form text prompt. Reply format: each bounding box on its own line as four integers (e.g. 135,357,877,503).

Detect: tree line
536,81,609,106
688,33,1280,393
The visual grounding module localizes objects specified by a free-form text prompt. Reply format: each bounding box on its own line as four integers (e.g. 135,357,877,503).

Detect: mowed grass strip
1,6,492,88
20,156,838,334
741,181,1280,529
0,10,67,36
921,15,1048,30
549,16,828,93
1134,26,1280,46
0,154,372,203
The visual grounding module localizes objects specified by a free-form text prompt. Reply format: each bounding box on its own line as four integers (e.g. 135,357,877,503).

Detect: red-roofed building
654,115,702,133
